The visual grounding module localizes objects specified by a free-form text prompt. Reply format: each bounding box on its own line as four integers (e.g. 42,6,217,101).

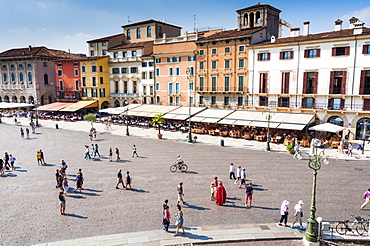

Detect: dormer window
127,29,131,40
137,28,141,38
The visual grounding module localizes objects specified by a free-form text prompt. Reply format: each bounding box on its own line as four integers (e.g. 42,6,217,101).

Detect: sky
1,0,370,54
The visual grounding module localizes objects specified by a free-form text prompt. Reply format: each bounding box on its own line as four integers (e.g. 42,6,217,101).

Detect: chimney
28,45,32,51
303,21,310,35
290,28,300,37
334,19,343,31
354,21,365,35
271,35,276,43
349,17,359,28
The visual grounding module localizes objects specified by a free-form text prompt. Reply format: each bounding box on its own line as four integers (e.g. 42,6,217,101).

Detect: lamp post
265,110,272,151
35,101,39,127
186,67,193,143
305,140,329,243
125,108,130,136
362,119,368,155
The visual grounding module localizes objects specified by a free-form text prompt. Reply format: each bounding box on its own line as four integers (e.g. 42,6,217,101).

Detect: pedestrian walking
245,182,253,207
89,130,93,141
93,129,97,138
62,177,69,195
4,152,9,170
176,182,187,205
116,169,125,189
278,200,289,227
235,165,242,184
26,128,30,139
31,124,36,134
36,151,42,165
116,147,120,161
239,168,247,188
74,174,83,193
77,169,84,189
20,128,24,138
9,154,16,171
163,205,171,232
84,145,91,160
291,200,304,228
0,158,4,175
132,145,139,158
59,191,66,215
91,144,95,156
361,188,370,210
229,163,236,180
174,205,185,236
215,180,227,205
125,171,132,189
39,149,46,164
210,182,216,201
55,169,61,188
293,143,301,159
348,142,353,157
94,144,101,158
109,147,113,162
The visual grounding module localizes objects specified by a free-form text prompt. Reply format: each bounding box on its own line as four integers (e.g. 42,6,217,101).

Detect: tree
152,113,165,135
84,113,97,128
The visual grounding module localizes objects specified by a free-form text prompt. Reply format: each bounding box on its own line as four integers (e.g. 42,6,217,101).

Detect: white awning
218,119,237,125
127,105,180,117
163,106,207,120
0,102,34,108
233,120,252,126
309,123,345,133
190,108,234,123
278,123,308,131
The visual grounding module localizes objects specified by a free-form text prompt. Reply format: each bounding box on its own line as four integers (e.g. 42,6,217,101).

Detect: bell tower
236,3,281,38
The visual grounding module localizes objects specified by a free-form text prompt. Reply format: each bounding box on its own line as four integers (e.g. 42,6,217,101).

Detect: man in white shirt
239,168,247,188
291,200,304,228
229,163,236,180
176,155,184,168
235,166,242,184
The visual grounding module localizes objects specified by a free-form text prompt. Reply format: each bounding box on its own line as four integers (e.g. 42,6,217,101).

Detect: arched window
127,29,131,40
114,100,120,107
256,11,261,24
147,26,152,37
243,14,248,26
3,73,7,82
11,72,15,83
356,118,370,140
158,26,163,38
44,74,49,84
137,28,141,38
28,72,32,83
250,12,255,27
19,72,24,83
4,95,9,102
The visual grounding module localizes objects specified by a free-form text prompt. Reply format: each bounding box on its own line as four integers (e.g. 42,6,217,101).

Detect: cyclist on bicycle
175,155,184,168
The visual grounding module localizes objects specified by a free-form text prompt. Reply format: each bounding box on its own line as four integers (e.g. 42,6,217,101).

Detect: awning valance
59,101,98,112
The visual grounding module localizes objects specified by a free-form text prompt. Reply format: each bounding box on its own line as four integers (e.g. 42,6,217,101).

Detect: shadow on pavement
252,206,279,210
129,188,149,193
185,171,198,174
83,188,103,193
80,192,101,196
173,231,213,240
91,139,105,142
67,194,86,199
15,167,27,172
65,213,88,219
42,163,56,167
185,204,210,210
1,173,17,178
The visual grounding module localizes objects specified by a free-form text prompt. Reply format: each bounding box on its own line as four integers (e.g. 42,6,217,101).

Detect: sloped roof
109,41,153,50
255,27,370,46
87,33,125,43
122,19,181,29
197,27,264,42
236,3,281,13
0,46,81,59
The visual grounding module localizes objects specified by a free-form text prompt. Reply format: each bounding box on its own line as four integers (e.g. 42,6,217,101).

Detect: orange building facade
54,59,82,102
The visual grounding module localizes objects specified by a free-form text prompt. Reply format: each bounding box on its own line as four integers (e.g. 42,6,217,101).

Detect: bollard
194,136,197,143
220,139,224,147
55,124,59,129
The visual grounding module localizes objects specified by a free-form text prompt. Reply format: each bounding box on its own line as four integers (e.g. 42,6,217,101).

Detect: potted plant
287,140,295,154
152,113,165,139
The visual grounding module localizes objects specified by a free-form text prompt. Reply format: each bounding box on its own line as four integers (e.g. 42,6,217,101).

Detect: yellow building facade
80,56,110,109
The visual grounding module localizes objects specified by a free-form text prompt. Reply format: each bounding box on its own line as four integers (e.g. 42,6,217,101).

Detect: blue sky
1,0,370,54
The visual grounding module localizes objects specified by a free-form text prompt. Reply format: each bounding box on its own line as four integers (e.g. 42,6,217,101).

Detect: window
190,82,194,91
90,51,95,56
57,63,63,67
158,26,163,38
167,58,171,63
43,74,48,84
137,28,141,38
92,89,97,97
199,50,204,55
176,67,180,76
188,56,196,61
175,83,180,94
100,77,104,84
302,97,315,109
259,96,268,106
92,77,97,86
82,66,86,73
238,97,243,106
328,98,344,110
304,49,321,58
147,26,152,37
155,68,160,76
92,66,96,72
43,62,47,67
2,65,6,70
143,86,147,95
130,67,137,73
149,71,154,79
199,61,204,70
82,77,86,86
74,69,78,76
199,77,204,91
189,66,194,76
211,76,217,91
82,89,87,97
225,47,230,53
112,68,120,74
132,51,137,57
58,70,62,76
239,46,245,52
224,96,229,105
114,81,119,93
123,52,127,57
102,42,107,46
113,52,118,58
168,83,173,94
329,71,347,94
3,73,7,82
127,29,131,39
258,53,270,61
124,81,128,93
224,76,230,91
90,43,95,47
280,51,294,60
211,61,217,69
102,50,107,55
281,72,290,94
142,62,147,67
18,64,23,69
211,96,216,105
211,48,217,54
155,83,160,91
73,63,78,67
27,64,32,69
362,45,370,54
155,58,161,63
99,66,103,72
59,80,63,90
199,96,204,104
169,67,173,76
360,70,370,94
238,76,244,91
303,72,318,94
148,62,154,67
172,57,177,62
142,72,147,79
19,72,23,83
10,64,15,70
224,60,230,69
332,46,349,56
122,67,127,73
259,73,268,93
11,73,15,83
28,72,32,83
238,59,245,68
99,88,106,98
278,97,290,107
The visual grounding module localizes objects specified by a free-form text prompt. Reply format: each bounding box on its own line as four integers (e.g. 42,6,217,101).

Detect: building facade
87,33,125,57
54,59,82,102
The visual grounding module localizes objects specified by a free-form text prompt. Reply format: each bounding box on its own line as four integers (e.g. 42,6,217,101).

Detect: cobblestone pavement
1,120,370,245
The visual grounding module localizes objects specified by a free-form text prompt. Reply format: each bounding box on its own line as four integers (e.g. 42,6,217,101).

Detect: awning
277,114,315,130
35,102,74,111
163,106,207,120
127,105,180,117
59,101,98,112
190,109,235,123
99,105,140,115
309,123,345,133
0,102,35,108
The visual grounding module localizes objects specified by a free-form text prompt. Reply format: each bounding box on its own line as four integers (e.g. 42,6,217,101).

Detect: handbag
162,219,168,225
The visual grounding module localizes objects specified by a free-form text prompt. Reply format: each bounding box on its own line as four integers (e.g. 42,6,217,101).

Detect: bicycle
335,215,365,235
170,163,188,172
360,215,370,233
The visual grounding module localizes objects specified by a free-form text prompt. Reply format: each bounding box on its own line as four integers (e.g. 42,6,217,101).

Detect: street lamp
35,101,39,127
125,108,130,136
265,110,272,151
305,139,329,243
186,67,193,143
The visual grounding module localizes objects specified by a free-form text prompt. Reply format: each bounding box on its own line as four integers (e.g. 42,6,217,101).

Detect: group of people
210,177,227,206
88,128,97,141
162,201,185,236
84,144,100,160
115,169,132,190
36,150,46,165
0,152,16,175
278,200,305,229
228,163,247,188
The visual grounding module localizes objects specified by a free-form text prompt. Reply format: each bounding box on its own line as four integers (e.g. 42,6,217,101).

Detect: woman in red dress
215,180,227,205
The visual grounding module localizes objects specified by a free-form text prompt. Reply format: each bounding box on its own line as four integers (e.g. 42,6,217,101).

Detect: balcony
1,84,26,90
196,86,248,93
111,93,139,98
109,57,141,63
56,86,78,92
